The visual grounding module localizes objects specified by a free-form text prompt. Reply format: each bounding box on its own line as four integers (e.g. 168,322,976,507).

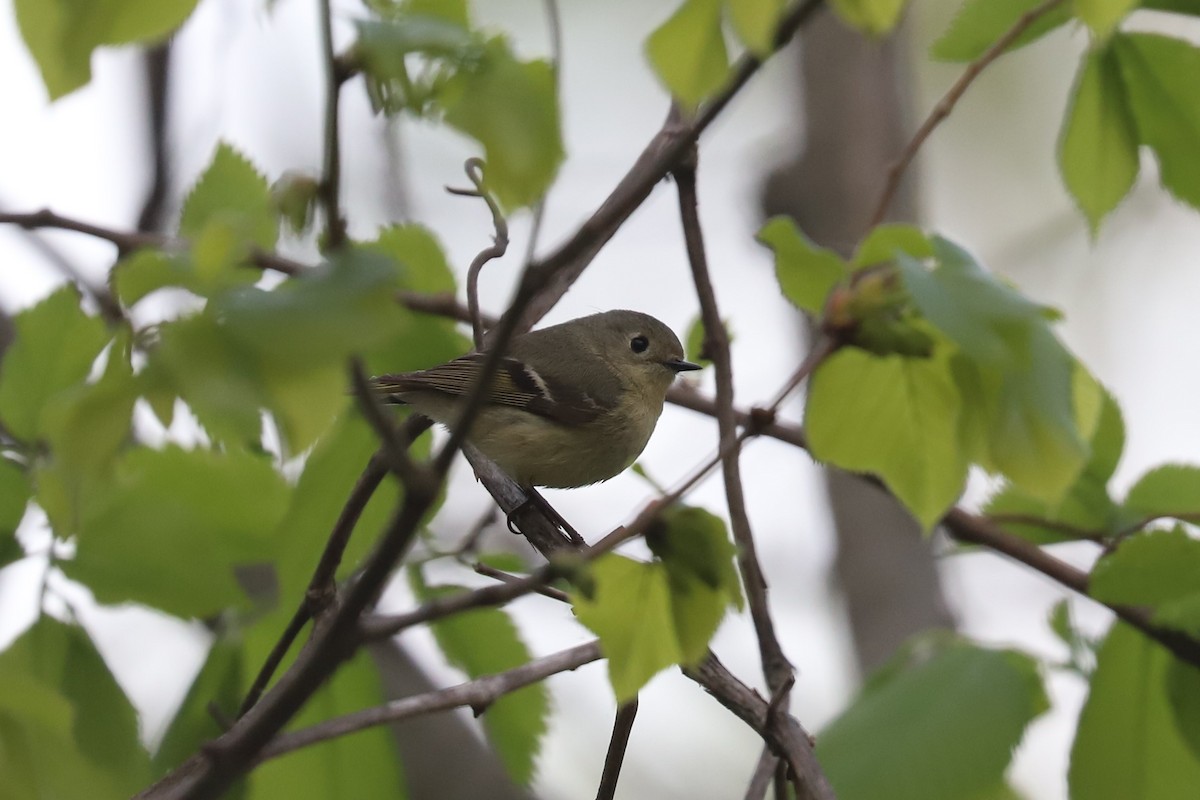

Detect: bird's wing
373,353,610,426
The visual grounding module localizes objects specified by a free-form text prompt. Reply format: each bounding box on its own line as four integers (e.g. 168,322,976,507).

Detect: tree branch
447,158,509,349
674,153,794,698
868,0,1066,228
254,641,602,763
595,699,638,800
318,0,348,249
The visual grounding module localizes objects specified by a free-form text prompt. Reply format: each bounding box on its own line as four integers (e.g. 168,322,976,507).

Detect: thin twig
318,0,348,249
254,640,603,763
674,148,794,698
473,561,571,603
237,418,430,718
595,700,638,800
348,359,425,487
447,158,509,349
868,0,1066,228
743,747,778,800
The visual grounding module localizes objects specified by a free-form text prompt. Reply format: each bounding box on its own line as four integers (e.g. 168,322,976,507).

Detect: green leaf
817,636,1047,800
647,505,744,611
42,330,137,480
726,0,786,55
0,671,128,800
572,555,684,701
1123,464,1200,522
0,286,108,442
113,249,254,306
412,578,548,784
14,0,200,99
646,0,730,107
248,648,404,799
1166,657,1200,762
983,374,1123,543
1059,45,1139,232
359,223,457,295
1075,0,1138,38
758,216,847,314
65,446,291,618
931,0,1072,62
806,347,968,530
180,143,278,278
0,618,150,796
153,634,244,777
899,239,1086,503
850,224,934,270
829,0,908,36
1068,623,1200,799
1089,527,1200,635
440,40,563,209
1114,34,1200,210
0,459,30,567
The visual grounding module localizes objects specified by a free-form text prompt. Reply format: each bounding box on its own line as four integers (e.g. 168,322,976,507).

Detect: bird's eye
630,335,649,353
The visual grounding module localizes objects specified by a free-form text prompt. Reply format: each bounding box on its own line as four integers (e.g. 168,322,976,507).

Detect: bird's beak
663,357,703,373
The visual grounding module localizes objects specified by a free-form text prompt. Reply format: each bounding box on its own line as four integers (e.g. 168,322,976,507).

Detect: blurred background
1,0,1198,797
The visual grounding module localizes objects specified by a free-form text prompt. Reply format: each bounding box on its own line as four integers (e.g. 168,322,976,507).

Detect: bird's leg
507,488,586,547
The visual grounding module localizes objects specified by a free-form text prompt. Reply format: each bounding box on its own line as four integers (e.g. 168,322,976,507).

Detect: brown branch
318,0,348,249
474,561,570,603
236,418,429,718
868,0,1066,228
674,155,794,699
447,158,509,349
744,746,779,800
254,640,602,763
595,699,638,800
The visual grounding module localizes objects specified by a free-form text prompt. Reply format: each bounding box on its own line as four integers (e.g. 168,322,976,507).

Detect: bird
371,309,701,490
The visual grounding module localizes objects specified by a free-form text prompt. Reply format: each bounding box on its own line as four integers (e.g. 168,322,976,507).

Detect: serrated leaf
1059,45,1139,232
413,580,548,784
931,0,1072,62
572,555,683,701
440,40,563,209
1114,33,1200,210
1124,464,1200,522
817,637,1047,800
14,0,200,99
726,0,786,55
0,287,108,442
180,143,277,278
64,446,290,618
806,347,968,530
1076,0,1138,38
1089,527,1200,635
758,216,847,314
0,618,149,797
899,239,1086,504
829,0,908,36
1068,623,1200,799
646,0,730,107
